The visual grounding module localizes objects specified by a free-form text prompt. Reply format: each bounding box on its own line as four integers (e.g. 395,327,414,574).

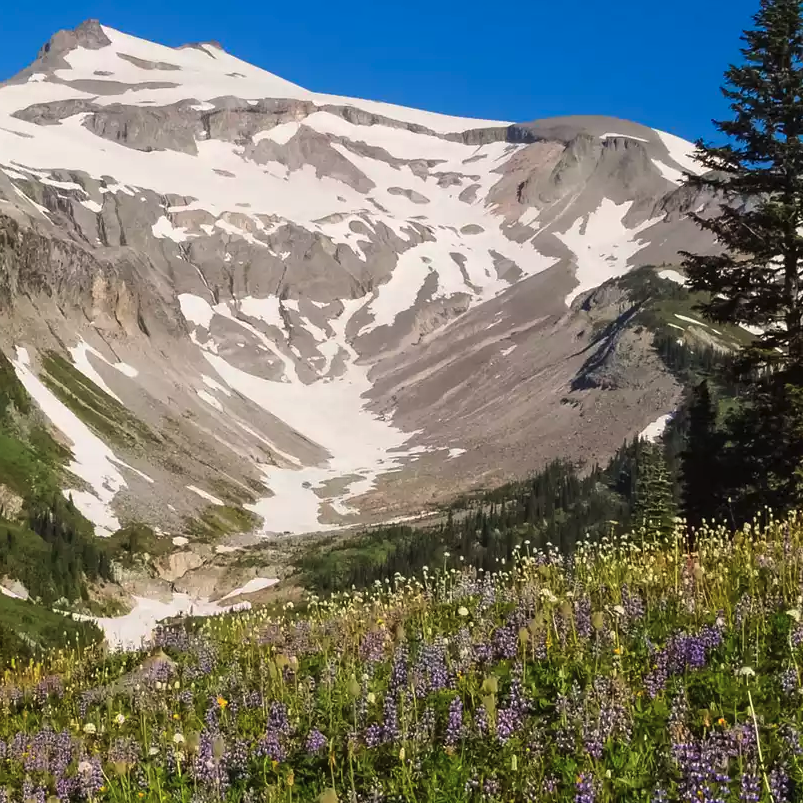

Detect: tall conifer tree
682,0,803,516
681,381,723,528
632,443,678,537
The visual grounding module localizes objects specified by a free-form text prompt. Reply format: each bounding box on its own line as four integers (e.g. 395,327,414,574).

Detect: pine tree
681,381,723,528
632,442,678,537
682,0,803,517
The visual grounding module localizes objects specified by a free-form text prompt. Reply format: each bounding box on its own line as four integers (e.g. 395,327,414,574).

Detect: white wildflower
83,723,97,735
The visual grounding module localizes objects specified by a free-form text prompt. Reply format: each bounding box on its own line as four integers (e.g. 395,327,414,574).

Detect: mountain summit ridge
0,21,715,542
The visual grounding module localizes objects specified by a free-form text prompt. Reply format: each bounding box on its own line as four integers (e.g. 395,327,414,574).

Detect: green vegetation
680,0,803,521
40,351,159,450
106,523,173,567
0,592,102,666
185,504,262,542
1,514,803,800
0,349,115,610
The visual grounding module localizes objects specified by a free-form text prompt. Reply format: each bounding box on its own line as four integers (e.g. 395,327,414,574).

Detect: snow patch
652,160,685,184
152,215,190,242
11,347,124,535
87,593,249,651
653,129,705,176
219,577,278,600
600,132,649,143
559,199,660,305
186,485,225,506
179,293,216,329
202,374,232,396
197,389,223,411
640,413,674,442
253,122,300,145
658,269,687,286
675,313,708,328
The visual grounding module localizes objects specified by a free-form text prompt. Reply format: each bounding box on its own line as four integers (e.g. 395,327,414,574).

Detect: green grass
39,351,160,450
620,265,754,350
2,514,803,800
0,593,102,666
184,503,262,541
105,523,174,566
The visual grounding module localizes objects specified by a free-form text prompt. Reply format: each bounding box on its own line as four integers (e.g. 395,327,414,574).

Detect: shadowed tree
682,0,803,517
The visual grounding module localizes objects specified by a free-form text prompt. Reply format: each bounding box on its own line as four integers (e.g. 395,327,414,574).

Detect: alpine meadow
3,0,803,801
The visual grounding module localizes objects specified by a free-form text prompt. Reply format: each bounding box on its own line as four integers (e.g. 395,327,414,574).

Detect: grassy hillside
0,349,114,606
0,514,800,801
0,593,102,665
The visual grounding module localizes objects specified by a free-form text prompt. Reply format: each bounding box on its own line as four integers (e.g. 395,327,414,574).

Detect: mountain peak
38,19,111,59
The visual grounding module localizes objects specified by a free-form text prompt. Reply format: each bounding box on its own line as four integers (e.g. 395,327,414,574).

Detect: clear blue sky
2,0,758,142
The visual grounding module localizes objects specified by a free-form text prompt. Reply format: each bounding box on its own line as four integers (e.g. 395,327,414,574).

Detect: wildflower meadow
2,514,803,802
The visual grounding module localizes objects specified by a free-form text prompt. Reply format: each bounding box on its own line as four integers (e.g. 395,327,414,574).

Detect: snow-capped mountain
0,20,718,540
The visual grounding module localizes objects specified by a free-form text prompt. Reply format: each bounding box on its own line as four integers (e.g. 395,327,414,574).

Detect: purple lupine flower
388,645,409,695
77,757,104,798
445,696,464,746
256,731,286,762
739,770,760,803
305,729,327,754
780,668,798,696
415,706,436,743
492,625,518,660
227,739,249,779
621,585,646,626
21,777,45,803
9,732,26,761
382,692,400,743
418,640,450,693
108,737,141,767
555,725,576,754
268,702,292,736
583,723,604,760
359,629,387,664
575,597,592,639
644,624,723,697
474,705,489,737
364,724,383,749
769,765,790,803
55,776,78,801
575,773,595,803
24,728,53,774
473,640,495,665
33,675,64,705
192,731,230,795
243,690,263,709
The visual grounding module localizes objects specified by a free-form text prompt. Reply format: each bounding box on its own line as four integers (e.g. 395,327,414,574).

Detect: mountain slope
0,20,718,543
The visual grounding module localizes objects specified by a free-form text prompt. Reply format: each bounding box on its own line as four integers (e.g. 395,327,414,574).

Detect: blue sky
2,0,757,142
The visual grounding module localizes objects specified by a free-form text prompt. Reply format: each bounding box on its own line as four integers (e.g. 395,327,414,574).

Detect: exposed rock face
0,21,715,541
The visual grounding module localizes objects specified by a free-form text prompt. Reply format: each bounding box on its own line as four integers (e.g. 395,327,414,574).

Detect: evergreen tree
682,0,803,517
632,442,678,537
681,381,723,528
